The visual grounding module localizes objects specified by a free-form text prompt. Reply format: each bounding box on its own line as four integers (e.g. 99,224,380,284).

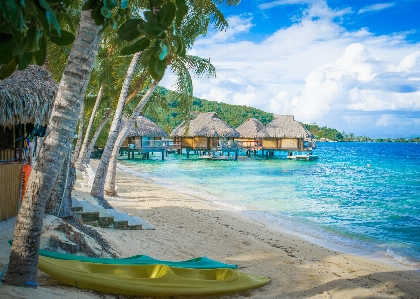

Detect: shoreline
1,160,419,298
117,162,420,271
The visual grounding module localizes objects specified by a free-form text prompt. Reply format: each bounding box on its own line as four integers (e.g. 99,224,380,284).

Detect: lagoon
120,142,420,268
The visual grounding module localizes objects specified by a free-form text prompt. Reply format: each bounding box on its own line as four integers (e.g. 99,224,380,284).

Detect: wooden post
161,150,164,160
235,150,238,160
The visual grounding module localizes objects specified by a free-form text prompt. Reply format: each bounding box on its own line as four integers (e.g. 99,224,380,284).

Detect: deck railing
132,140,181,149
217,140,242,150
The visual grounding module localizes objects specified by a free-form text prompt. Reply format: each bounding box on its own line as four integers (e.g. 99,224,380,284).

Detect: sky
163,0,420,138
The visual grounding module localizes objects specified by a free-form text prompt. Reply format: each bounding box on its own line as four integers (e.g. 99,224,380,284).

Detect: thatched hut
0,65,57,221
257,115,314,151
235,118,265,149
122,114,168,148
171,112,240,152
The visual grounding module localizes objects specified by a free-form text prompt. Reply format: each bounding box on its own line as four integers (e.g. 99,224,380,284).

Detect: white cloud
161,1,420,137
358,3,394,14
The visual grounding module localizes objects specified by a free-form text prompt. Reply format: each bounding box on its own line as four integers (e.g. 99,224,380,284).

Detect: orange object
21,164,32,199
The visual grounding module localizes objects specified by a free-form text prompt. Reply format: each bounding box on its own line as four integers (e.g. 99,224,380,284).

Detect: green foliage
145,87,273,134
0,0,77,78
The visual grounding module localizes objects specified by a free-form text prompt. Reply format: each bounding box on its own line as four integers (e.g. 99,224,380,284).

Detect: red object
21,164,32,199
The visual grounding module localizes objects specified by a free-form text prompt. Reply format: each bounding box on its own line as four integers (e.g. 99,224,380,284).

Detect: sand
1,161,419,299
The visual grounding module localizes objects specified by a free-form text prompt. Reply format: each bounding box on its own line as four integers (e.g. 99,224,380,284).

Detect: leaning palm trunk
73,101,84,160
104,81,159,196
3,11,101,287
90,53,141,200
77,85,104,170
45,147,73,217
83,109,113,165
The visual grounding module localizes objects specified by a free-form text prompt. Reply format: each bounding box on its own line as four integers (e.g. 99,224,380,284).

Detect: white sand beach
1,160,419,299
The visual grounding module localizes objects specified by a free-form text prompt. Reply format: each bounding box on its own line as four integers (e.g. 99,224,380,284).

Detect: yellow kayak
38,256,270,296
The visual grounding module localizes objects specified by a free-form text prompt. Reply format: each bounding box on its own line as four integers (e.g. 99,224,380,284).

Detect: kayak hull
39,249,237,269
38,256,270,296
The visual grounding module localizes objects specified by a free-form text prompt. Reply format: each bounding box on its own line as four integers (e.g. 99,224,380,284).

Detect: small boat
38,249,238,269
8,240,237,269
38,256,270,296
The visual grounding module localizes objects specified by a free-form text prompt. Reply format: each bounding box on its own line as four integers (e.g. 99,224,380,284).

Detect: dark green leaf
39,0,61,34
120,37,150,55
33,4,51,35
137,22,163,40
158,2,176,28
117,19,142,41
139,48,154,68
0,58,18,79
151,0,164,7
0,37,14,64
49,29,75,45
144,11,159,25
18,52,33,70
4,0,23,31
148,55,166,80
34,34,47,65
25,26,40,52
175,0,188,27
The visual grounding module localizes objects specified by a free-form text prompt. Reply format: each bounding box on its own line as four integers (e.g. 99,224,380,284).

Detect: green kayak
8,240,237,269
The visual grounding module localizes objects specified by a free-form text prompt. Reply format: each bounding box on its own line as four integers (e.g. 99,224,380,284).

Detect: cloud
259,0,315,10
162,1,420,137
358,3,395,14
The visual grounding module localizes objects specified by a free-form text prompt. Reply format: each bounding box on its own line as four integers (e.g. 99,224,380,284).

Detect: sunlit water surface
120,142,420,268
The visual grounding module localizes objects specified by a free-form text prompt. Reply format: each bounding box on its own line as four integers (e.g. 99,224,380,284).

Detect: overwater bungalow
170,112,240,159
121,114,170,160
0,66,57,221
235,118,265,155
257,115,316,159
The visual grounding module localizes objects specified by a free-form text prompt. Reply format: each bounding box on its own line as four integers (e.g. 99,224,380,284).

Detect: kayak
8,240,237,269
39,250,238,269
38,256,270,296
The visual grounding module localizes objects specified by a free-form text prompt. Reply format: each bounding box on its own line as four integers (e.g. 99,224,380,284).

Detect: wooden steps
71,197,153,230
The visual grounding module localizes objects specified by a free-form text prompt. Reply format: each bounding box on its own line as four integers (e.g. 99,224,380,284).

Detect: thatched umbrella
171,112,239,137
236,118,265,138
0,65,57,127
257,115,314,138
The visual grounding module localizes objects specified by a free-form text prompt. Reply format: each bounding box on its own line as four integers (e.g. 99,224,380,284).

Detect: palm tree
104,55,215,195
92,0,233,200
3,10,101,287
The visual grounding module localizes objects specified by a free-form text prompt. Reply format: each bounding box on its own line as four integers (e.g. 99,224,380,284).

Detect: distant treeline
124,87,419,143
303,124,420,142
150,89,274,133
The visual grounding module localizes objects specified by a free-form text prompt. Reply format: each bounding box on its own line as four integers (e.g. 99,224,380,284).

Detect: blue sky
164,0,420,137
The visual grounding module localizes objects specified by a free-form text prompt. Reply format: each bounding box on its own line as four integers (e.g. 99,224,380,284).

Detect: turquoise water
120,142,420,268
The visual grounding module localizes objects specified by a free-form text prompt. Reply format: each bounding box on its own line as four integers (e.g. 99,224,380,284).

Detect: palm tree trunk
77,85,103,170
90,53,141,200
104,81,159,196
45,147,73,217
83,108,113,165
3,10,101,287
73,101,84,161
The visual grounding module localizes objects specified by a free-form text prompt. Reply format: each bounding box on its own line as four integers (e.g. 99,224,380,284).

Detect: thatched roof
236,118,265,138
171,112,240,137
0,65,58,127
127,114,168,137
257,115,314,138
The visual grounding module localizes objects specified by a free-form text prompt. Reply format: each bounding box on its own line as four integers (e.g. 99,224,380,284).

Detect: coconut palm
3,10,101,287
92,0,233,200
104,55,215,195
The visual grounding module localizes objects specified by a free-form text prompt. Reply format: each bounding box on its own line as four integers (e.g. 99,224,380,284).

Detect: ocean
120,142,420,269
